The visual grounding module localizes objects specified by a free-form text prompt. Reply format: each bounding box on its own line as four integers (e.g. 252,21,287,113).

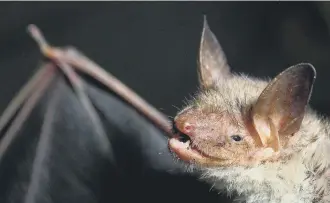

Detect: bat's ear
251,63,316,151
198,16,231,89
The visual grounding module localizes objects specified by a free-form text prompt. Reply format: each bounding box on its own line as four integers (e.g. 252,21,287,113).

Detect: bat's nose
173,115,196,137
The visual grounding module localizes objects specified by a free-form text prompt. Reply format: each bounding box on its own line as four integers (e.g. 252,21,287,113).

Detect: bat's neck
202,110,330,203
203,160,314,203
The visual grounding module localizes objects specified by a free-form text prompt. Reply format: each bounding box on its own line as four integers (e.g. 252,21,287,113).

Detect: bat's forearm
27,24,173,137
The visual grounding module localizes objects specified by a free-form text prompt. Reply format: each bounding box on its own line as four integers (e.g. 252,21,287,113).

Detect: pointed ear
251,63,316,151
198,16,231,89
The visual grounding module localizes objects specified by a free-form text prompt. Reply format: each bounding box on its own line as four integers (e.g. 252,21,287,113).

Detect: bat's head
168,17,316,168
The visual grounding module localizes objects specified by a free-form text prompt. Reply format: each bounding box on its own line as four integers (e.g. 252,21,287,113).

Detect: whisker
171,105,181,111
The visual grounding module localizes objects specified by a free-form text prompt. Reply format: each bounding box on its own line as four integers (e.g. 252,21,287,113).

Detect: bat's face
169,76,268,167
168,18,316,168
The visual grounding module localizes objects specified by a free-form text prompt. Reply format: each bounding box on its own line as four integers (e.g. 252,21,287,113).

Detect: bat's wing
0,25,224,202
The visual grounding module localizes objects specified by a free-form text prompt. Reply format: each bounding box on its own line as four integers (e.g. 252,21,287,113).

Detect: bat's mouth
169,123,214,164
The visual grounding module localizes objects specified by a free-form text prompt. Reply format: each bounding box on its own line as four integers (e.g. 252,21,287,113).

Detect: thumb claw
27,24,61,60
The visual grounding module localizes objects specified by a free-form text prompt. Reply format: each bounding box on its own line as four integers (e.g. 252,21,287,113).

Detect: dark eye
231,135,243,142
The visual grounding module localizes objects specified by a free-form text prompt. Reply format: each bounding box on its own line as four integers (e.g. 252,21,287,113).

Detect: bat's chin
168,136,223,166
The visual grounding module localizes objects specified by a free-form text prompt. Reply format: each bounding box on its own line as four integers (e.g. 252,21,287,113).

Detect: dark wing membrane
0,66,116,203
0,64,224,203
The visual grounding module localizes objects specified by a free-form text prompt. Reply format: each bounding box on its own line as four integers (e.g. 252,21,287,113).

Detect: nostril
183,122,195,134
173,115,196,137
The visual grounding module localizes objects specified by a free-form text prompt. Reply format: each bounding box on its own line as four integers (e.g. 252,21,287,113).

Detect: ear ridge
198,16,231,89
251,63,316,151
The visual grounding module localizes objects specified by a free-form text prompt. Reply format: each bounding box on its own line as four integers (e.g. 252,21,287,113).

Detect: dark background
1,2,330,118
1,2,330,202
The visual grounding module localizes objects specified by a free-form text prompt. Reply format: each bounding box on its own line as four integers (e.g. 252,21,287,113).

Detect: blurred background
1,2,330,118
1,2,330,203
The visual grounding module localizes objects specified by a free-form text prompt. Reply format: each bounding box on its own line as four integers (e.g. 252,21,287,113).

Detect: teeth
177,139,190,147
171,138,192,150
185,140,191,150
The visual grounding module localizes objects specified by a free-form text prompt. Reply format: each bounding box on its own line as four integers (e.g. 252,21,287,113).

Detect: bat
169,17,330,203
0,23,228,202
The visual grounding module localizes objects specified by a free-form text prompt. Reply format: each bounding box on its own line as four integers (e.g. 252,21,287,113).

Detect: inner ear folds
198,16,231,89
251,63,316,151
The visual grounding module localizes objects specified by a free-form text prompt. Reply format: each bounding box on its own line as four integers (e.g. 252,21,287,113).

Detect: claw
27,24,62,60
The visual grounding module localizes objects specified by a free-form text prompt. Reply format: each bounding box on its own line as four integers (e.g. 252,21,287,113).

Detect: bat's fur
169,18,330,203
195,75,330,203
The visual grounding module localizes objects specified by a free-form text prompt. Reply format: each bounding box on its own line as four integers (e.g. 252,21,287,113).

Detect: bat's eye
231,135,242,142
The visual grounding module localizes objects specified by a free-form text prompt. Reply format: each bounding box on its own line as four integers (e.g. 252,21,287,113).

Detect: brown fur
168,17,330,203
